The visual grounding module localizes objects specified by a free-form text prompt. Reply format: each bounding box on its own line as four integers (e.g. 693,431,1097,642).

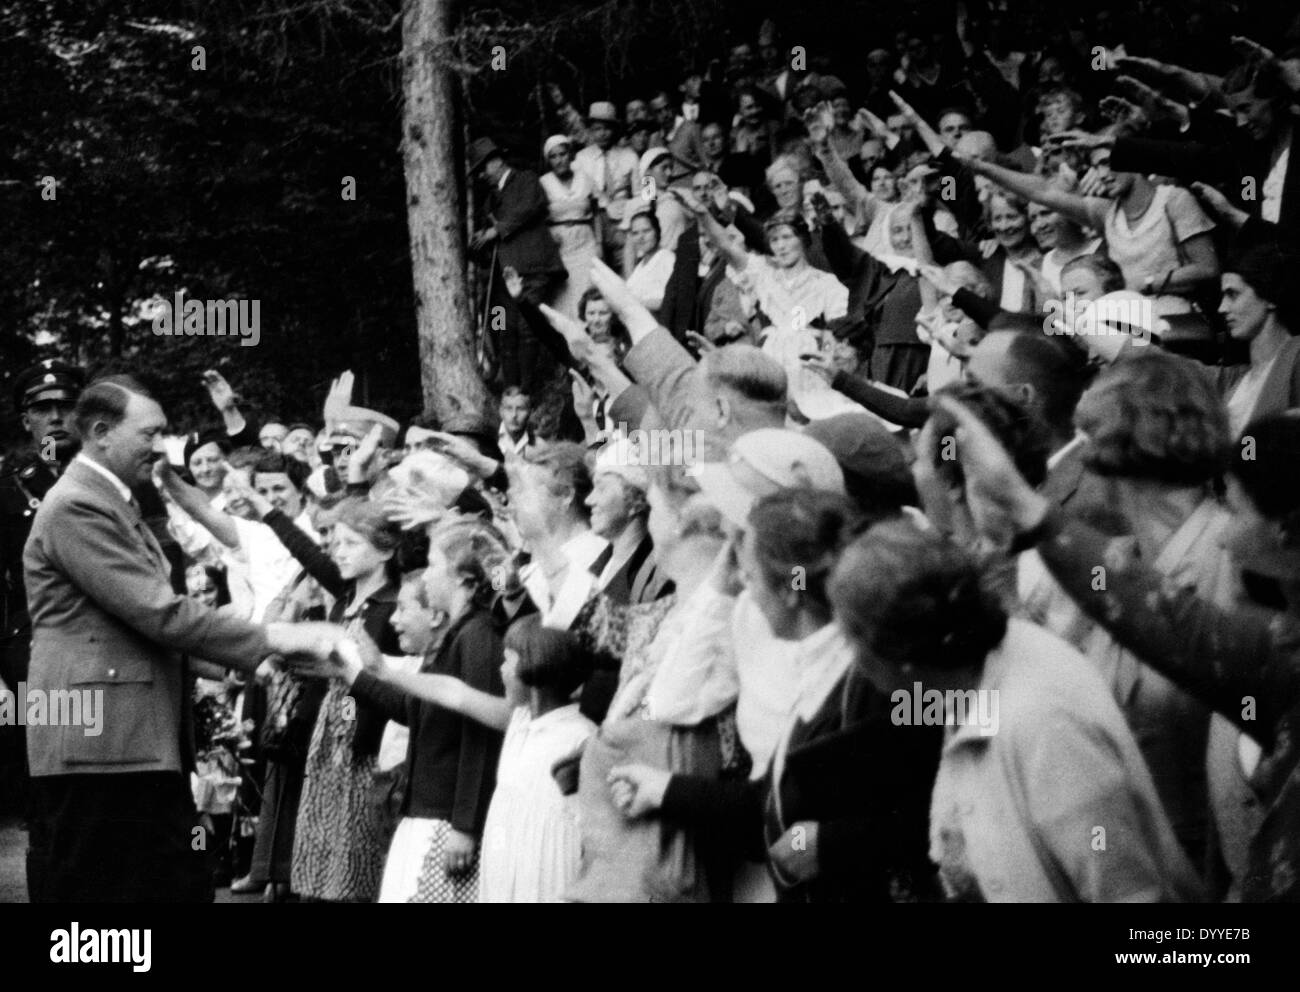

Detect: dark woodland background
0,0,1286,440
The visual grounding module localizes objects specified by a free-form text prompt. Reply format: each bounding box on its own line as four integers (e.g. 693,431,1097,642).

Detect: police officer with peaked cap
0,358,85,898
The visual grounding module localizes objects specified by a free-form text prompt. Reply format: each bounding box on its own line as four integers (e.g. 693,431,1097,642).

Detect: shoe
230,874,262,894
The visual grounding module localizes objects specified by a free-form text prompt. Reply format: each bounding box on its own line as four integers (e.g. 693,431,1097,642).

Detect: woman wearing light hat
541,135,598,319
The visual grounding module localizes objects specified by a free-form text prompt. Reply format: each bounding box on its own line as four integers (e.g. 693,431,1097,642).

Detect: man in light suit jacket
23,375,341,903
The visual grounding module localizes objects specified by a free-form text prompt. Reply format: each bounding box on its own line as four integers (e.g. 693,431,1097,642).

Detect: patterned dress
379,817,483,903
290,613,389,902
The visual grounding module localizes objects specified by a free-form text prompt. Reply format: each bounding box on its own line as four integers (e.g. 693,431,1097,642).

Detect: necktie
130,502,170,575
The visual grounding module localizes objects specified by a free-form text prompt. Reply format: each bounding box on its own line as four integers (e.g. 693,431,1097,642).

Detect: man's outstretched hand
265,621,350,666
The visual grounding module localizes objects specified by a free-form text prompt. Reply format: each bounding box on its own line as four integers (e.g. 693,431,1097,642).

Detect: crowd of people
4,2,1300,903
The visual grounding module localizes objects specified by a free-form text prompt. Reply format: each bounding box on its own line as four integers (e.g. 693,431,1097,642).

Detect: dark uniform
0,359,84,899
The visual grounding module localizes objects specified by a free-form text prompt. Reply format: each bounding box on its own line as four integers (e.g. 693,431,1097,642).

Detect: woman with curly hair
829,517,1203,902
1017,349,1242,880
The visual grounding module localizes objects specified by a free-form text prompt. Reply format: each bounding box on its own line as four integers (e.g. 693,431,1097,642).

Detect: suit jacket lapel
63,462,167,571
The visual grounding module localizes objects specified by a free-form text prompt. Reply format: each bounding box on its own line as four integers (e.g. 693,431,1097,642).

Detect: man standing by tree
469,137,568,395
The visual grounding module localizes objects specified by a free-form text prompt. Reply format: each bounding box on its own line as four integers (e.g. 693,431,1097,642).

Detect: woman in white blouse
540,135,598,319
688,192,848,408
623,209,676,316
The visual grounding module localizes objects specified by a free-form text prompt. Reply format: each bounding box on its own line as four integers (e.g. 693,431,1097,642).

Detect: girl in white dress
478,615,595,902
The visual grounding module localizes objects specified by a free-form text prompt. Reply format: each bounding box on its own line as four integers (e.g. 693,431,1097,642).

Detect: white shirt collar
497,167,512,191
1047,432,1086,471
793,624,855,722
562,529,609,570
498,425,531,455
75,453,134,505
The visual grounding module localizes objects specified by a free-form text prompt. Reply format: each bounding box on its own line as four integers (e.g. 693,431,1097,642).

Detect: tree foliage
0,0,751,444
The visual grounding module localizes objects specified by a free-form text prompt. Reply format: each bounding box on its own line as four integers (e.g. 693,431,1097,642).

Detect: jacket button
107,668,118,678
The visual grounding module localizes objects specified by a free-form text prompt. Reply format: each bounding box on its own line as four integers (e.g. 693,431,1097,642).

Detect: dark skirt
870,343,929,396
248,761,305,885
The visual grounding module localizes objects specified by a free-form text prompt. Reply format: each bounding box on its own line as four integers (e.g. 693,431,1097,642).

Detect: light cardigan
929,618,1205,902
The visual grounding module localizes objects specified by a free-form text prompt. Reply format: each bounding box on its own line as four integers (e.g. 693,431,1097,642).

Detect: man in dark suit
23,375,343,903
469,136,567,394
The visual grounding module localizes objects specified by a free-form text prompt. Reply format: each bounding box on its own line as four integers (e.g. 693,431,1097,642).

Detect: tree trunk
400,0,492,427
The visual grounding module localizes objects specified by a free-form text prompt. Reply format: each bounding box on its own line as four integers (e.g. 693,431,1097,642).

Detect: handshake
263,622,373,683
